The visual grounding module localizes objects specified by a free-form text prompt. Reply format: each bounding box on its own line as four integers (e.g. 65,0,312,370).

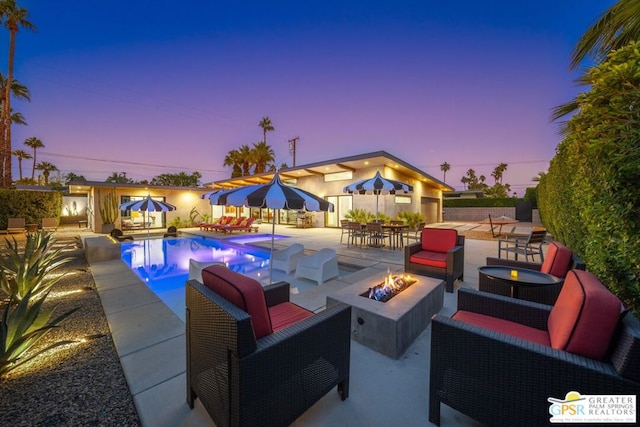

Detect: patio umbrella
200,189,222,199
343,170,413,221
208,173,334,282
119,195,176,237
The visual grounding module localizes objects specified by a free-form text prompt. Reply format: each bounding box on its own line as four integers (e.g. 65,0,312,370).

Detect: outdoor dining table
480,215,519,238
381,224,408,250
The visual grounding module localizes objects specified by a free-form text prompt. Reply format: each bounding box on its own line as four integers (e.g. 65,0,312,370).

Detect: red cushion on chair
453,310,551,346
269,302,314,332
540,241,573,278
548,270,622,360
410,251,448,268
421,228,458,253
201,265,273,339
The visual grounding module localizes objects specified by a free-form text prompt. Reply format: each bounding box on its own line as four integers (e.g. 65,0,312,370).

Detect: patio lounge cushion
421,228,458,253
548,269,622,360
453,270,622,361
201,265,315,340
409,251,448,268
452,311,550,346
269,302,314,332
201,265,273,339
540,241,573,278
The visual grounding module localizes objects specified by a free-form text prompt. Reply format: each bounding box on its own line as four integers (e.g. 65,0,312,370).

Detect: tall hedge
0,189,62,229
539,41,640,312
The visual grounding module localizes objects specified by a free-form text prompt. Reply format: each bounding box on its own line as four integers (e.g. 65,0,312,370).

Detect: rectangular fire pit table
326,274,445,359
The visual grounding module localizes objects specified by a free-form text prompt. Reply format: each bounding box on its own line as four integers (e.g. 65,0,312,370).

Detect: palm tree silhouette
0,1,36,187
11,147,30,180
24,136,44,180
258,117,274,145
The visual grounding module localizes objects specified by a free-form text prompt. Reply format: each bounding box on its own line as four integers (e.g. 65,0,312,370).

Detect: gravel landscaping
0,235,140,426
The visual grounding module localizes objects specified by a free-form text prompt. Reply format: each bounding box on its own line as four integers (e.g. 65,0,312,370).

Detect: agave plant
0,288,79,375
0,231,72,302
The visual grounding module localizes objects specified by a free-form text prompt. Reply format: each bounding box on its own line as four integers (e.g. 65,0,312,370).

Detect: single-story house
67,150,453,232
208,151,453,227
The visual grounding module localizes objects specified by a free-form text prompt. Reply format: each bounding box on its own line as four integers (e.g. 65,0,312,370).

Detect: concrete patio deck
83,222,542,426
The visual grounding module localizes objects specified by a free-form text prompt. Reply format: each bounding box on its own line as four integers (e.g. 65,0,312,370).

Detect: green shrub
397,211,425,229
0,189,62,228
443,198,520,208
539,41,640,313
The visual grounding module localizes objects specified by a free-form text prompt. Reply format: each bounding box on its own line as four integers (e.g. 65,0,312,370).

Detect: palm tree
491,163,508,185
238,144,253,176
105,171,133,183
439,161,450,183
223,149,243,178
0,1,36,188
11,147,29,180
252,141,275,174
35,161,58,185
64,172,86,184
0,71,29,186
553,0,640,125
23,136,43,180
570,0,640,70
258,117,274,145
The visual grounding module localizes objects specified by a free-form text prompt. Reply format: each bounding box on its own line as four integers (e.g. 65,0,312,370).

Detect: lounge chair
186,265,351,426
271,243,304,274
6,217,26,234
41,217,58,232
429,270,640,426
295,248,339,285
212,216,241,232
221,217,256,233
404,227,465,293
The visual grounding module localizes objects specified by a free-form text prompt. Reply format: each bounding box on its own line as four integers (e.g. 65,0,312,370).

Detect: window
395,195,412,204
324,171,353,182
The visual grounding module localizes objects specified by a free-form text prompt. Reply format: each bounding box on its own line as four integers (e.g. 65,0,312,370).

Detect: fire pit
362,270,417,302
327,272,444,359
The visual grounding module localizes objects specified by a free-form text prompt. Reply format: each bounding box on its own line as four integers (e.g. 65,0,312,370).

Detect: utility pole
288,136,299,167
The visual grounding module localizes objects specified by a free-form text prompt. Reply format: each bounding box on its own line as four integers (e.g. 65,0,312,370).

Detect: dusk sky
8,1,615,192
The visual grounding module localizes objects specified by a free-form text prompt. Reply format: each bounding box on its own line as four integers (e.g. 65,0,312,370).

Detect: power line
39,151,228,174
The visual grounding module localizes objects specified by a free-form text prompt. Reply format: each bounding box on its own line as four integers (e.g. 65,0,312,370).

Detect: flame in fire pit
366,269,416,302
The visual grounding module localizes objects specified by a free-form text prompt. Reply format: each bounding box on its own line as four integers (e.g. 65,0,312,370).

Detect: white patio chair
294,248,339,285
188,259,225,283
271,243,304,274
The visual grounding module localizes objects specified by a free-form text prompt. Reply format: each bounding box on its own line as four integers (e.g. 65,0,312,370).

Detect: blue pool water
120,235,287,320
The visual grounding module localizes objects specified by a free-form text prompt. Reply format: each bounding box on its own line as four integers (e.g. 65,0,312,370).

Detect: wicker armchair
404,228,465,292
186,267,351,427
481,241,586,305
429,277,640,426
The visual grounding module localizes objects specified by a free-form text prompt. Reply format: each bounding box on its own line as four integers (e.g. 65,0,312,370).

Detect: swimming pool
120,236,281,319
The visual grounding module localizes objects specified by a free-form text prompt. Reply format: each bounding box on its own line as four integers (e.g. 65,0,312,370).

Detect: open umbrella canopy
119,195,176,212
343,171,413,220
200,189,222,200
208,173,333,283
343,170,413,195
209,173,333,212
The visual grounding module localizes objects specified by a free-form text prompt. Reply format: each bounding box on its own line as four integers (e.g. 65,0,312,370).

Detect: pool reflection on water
120,236,278,320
